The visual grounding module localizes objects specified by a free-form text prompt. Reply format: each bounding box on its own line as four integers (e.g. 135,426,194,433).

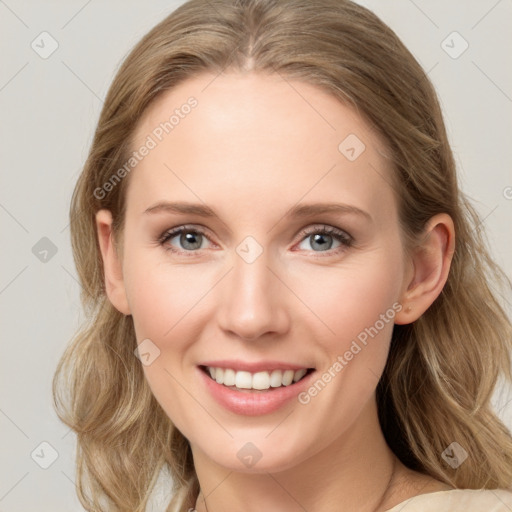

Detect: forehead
127,72,396,221
133,71,386,154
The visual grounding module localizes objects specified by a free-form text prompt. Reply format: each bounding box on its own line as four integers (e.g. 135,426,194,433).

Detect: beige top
385,489,512,511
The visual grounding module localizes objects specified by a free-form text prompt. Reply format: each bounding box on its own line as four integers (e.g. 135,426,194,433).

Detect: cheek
124,235,404,353
122,242,228,386
123,252,216,433
124,256,211,344
288,249,403,349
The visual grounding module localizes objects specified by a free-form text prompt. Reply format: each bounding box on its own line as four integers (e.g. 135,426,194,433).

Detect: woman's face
107,72,412,472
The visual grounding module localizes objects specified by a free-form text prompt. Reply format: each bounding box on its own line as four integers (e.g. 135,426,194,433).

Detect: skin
96,72,455,511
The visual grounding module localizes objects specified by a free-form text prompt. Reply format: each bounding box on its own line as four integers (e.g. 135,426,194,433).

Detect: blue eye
158,224,353,256
158,226,211,253
295,226,353,254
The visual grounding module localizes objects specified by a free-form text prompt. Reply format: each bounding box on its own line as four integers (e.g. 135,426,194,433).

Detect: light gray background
1,1,511,510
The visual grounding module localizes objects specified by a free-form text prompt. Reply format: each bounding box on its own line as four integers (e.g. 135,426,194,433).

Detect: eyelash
157,224,353,257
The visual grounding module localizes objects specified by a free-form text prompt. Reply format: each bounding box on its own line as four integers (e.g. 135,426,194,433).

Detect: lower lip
197,366,316,416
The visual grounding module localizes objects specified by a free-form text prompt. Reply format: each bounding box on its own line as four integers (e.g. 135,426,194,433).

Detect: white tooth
282,370,294,386
235,371,253,389
252,371,270,390
210,367,307,390
293,368,307,382
269,370,283,387
223,368,236,386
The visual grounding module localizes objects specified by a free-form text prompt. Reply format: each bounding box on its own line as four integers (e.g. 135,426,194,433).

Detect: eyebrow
144,201,372,222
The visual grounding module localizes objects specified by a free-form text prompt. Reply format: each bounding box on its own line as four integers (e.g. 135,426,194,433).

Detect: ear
394,213,455,325
95,209,131,315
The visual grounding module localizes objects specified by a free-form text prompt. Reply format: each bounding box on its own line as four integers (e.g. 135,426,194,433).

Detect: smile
201,365,314,391
198,364,317,415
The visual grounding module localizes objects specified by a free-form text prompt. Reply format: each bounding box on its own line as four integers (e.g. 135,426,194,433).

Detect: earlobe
394,213,455,325
95,209,131,315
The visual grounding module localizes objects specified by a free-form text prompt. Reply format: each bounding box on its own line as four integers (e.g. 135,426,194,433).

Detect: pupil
312,233,332,251
177,232,334,251
182,232,201,250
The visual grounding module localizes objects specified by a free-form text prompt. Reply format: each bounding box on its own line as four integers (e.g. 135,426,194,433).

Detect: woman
53,0,512,510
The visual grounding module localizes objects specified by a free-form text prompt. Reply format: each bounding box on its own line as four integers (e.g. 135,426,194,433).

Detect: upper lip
199,360,315,373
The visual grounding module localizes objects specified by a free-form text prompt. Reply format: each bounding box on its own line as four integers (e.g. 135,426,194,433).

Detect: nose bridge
216,240,288,340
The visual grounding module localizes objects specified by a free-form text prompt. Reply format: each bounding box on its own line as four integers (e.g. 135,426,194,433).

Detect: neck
192,395,402,512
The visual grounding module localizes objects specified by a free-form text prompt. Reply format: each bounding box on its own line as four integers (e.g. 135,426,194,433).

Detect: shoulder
385,489,512,512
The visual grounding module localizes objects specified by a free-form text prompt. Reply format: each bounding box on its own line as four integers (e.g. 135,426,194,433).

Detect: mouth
199,365,315,393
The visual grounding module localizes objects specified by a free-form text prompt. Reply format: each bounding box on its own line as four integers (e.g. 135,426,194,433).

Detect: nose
216,248,291,342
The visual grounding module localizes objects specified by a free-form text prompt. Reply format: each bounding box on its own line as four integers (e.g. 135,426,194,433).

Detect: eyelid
158,223,353,255
157,224,215,248
292,224,353,255
295,224,353,243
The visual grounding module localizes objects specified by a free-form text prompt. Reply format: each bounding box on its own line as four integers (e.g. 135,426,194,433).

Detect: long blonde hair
52,0,512,510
